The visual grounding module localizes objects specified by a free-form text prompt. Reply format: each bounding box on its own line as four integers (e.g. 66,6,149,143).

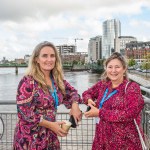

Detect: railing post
15,66,18,74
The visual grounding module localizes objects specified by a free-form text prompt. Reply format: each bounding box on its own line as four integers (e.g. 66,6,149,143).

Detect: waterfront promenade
128,73,150,88
0,71,150,150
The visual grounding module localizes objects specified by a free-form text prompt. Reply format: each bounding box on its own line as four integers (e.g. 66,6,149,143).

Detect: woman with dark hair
83,52,144,150
13,41,82,150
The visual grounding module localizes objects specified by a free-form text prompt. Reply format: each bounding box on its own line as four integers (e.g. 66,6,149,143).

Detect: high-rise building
88,36,102,62
102,19,121,58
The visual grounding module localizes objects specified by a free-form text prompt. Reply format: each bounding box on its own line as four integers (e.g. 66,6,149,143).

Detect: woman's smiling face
36,46,56,74
106,58,126,83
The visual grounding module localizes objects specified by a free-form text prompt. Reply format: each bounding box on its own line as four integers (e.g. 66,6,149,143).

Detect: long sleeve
99,82,144,123
63,80,81,109
16,76,42,127
82,80,102,104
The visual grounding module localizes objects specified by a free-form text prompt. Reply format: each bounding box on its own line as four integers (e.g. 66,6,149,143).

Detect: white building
102,19,121,58
88,36,102,62
115,36,137,56
56,44,75,54
24,55,30,64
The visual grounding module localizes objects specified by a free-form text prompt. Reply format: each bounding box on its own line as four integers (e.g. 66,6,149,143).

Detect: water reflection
64,71,100,95
0,69,101,111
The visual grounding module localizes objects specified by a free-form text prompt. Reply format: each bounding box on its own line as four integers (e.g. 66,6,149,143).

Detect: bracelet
73,101,78,104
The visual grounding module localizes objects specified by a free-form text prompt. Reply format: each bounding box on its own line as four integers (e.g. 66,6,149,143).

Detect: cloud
0,0,150,60
0,0,148,21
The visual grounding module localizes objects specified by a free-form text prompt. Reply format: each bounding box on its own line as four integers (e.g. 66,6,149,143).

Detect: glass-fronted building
102,19,121,58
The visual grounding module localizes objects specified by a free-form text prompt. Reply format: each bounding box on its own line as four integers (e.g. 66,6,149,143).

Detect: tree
97,59,105,66
141,52,150,69
128,58,135,67
72,60,78,65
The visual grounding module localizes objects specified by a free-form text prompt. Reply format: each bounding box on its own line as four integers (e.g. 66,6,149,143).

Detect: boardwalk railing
0,86,150,150
140,86,150,138
0,110,95,150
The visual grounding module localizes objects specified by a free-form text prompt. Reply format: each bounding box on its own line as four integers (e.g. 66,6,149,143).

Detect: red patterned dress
82,79,144,150
13,75,81,150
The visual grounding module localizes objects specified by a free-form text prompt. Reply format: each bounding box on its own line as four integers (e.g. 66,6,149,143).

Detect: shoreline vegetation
0,63,104,74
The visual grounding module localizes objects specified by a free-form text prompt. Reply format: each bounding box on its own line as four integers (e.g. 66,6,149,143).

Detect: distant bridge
0,64,27,68
0,64,74,74
0,64,73,68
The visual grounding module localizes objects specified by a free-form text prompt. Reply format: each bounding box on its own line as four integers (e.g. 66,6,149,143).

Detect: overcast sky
0,0,150,60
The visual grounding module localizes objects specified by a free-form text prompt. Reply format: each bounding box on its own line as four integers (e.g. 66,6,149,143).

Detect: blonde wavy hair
101,52,128,81
26,41,65,95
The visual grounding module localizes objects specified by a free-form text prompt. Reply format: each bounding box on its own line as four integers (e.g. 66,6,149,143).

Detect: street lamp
74,38,83,52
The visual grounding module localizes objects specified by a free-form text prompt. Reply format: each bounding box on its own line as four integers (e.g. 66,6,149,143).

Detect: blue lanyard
49,76,59,109
99,88,117,108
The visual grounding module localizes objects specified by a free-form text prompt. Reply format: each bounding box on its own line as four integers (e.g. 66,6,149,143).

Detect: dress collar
106,79,129,92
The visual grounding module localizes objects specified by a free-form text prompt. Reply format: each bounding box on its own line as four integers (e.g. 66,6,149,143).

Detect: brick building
125,41,150,62
60,52,87,64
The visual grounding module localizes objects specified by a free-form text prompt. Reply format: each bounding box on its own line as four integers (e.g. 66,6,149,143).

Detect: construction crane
50,37,83,52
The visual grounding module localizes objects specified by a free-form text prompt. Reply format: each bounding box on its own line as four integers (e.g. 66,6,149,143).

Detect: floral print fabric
13,75,81,150
82,79,144,150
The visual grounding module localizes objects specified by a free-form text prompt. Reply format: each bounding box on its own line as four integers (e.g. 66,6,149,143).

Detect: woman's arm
39,119,67,137
82,80,102,104
17,76,68,136
63,80,81,109
16,76,42,128
63,80,82,123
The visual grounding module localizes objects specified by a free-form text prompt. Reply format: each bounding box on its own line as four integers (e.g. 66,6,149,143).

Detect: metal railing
0,86,150,150
0,111,95,150
140,86,150,139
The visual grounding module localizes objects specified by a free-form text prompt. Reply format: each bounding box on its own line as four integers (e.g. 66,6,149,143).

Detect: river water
0,68,100,111
0,68,101,150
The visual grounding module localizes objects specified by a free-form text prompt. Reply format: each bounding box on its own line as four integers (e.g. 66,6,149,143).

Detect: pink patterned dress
82,79,144,150
13,75,81,150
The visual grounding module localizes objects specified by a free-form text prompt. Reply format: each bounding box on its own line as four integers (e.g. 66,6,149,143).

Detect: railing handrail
0,97,150,105
0,86,150,105
0,101,16,105
140,86,150,94
143,95,150,103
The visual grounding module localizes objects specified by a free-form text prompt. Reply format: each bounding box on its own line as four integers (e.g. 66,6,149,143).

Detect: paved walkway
129,73,150,88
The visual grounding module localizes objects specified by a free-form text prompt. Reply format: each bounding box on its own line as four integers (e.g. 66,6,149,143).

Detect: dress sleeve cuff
40,115,44,123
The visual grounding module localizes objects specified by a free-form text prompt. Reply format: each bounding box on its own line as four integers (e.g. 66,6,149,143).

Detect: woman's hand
84,103,99,118
48,121,68,137
70,102,82,125
88,99,96,106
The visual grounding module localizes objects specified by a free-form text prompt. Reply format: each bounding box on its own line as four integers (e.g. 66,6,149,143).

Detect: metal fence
0,111,95,150
0,105,150,150
0,85,150,150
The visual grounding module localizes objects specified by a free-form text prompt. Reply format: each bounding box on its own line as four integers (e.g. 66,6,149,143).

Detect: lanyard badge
99,88,117,109
49,76,59,109
95,88,117,124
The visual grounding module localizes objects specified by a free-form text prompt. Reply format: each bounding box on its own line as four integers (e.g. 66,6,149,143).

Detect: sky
0,0,150,61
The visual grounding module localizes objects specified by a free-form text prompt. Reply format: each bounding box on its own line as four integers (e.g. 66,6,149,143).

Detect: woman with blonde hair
13,41,82,150
83,52,144,150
